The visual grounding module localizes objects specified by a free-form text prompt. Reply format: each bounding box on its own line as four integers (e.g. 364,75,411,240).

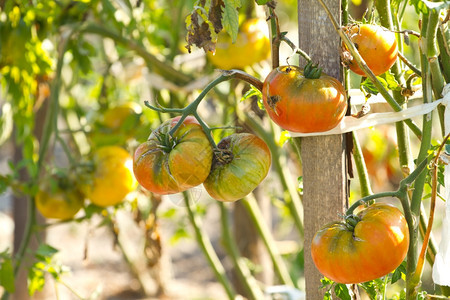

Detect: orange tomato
345,24,398,76
311,203,409,284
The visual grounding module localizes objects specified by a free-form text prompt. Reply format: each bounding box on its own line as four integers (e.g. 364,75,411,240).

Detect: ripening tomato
203,133,271,202
345,24,398,76
83,146,137,207
36,184,84,220
101,102,141,131
133,116,213,195
311,203,409,284
207,18,270,70
262,64,347,133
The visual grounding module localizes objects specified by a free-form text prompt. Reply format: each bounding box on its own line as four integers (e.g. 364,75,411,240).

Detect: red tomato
203,133,271,202
345,24,398,76
133,116,213,194
311,203,409,284
262,65,347,133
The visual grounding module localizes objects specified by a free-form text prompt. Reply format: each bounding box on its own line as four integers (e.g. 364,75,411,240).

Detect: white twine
288,91,445,137
433,83,450,286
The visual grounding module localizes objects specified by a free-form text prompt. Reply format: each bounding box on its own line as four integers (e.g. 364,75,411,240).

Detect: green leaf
361,78,379,95
241,85,262,102
35,244,58,261
381,71,401,92
170,227,191,245
222,0,241,43
255,0,271,4
391,262,407,284
410,0,449,14
359,278,385,300
0,257,15,293
334,283,351,300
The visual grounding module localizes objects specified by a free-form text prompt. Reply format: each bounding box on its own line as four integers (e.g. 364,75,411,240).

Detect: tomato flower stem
398,51,422,77
280,36,312,64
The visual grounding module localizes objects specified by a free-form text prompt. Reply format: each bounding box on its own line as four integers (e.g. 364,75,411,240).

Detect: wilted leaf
185,0,241,52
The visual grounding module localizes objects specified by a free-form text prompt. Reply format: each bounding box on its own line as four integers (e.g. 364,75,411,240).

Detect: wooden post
297,0,348,298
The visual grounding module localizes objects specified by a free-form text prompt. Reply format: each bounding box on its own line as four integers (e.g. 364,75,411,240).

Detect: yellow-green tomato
203,133,271,202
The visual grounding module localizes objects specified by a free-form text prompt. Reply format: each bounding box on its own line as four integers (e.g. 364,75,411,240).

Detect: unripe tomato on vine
82,146,137,207
207,18,270,70
36,173,85,220
203,133,271,202
343,24,398,76
262,63,347,133
133,116,213,195
311,202,409,284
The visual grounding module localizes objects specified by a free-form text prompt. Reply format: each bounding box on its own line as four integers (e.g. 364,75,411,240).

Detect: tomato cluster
36,145,138,220
133,117,271,202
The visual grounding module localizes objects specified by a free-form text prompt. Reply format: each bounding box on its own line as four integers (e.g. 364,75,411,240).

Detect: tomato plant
203,133,271,202
36,181,84,220
262,63,347,133
343,24,398,76
207,18,270,70
311,202,409,284
82,146,137,207
133,116,213,195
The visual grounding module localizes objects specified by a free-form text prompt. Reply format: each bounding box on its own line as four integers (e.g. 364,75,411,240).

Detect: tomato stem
183,194,237,300
144,70,263,150
345,156,431,216
267,4,281,69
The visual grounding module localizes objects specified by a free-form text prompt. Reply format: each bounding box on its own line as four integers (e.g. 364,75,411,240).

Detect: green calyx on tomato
262,65,347,133
302,61,322,79
133,116,213,195
344,214,361,231
203,133,271,202
311,202,409,284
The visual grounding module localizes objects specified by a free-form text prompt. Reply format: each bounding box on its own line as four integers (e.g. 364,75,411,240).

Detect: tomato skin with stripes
133,116,213,195
203,133,271,202
311,203,409,284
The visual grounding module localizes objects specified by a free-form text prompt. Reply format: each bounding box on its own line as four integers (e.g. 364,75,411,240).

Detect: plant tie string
288,87,450,137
